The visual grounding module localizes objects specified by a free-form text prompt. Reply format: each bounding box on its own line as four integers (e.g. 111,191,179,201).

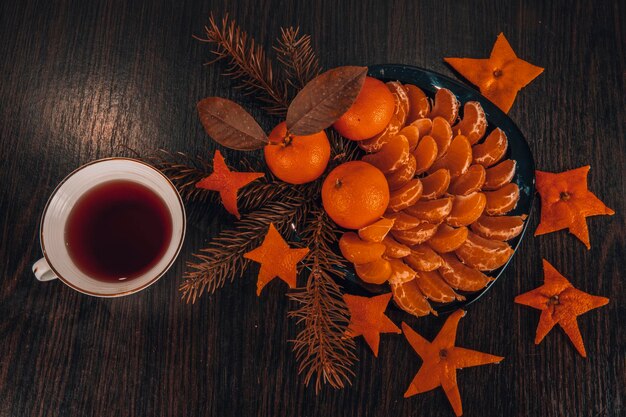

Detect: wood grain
0,0,624,416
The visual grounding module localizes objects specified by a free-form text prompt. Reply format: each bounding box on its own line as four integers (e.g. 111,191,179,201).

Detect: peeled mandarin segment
403,244,443,271
415,269,465,303
362,134,410,173
451,101,487,144
455,231,514,271
484,159,516,190
387,258,417,284
382,235,412,258
386,211,421,231
410,118,432,138
385,154,417,191
358,218,395,243
484,183,520,215
354,258,393,284
339,232,386,264
359,130,392,153
387,178,423,212
446,192,487,227
387,81,410,128
399,125,420,151
404,84,430,123
448,164,486,195
427,224,469,253
412,135,438,175
438,253,493,292
429,134,472,178
470,215,525,241
404,197,453,223
429,117,453,159
390,279,435,317
473,128,508,167
420,169,451,200
428,88,460,124
391,222,439,246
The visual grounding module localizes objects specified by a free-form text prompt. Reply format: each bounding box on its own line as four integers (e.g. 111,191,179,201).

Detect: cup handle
33,258,58,282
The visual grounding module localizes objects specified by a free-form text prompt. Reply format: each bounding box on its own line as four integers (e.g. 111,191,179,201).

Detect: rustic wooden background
0,0,624,416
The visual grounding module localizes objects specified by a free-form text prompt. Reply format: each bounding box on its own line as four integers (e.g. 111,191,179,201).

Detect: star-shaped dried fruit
535,165,614,249
243,223,309,295
402,310,503,416
196,150,264,218
444,33,543,113
343,293,401,357
514,259,609,357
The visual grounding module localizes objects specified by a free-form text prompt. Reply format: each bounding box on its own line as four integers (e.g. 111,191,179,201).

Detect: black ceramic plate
340,64,536,314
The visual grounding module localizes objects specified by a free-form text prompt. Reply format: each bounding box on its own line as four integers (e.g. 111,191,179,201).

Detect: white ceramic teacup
32,158,186,297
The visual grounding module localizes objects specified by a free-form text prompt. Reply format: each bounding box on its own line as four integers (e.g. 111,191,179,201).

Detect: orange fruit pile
337,83,524,317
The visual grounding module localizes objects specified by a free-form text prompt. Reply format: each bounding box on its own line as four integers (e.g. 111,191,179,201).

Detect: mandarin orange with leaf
333,77,395,141
322,161,389,229
265,121,330,184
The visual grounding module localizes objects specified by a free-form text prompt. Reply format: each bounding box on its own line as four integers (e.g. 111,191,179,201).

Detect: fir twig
180,189,315,303
288,209,357,393
328,129,362,166
195,13,289,115
274,27,322,90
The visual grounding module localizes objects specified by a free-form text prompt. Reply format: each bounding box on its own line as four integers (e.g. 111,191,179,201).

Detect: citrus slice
387,211,421,231
470,215,526,241
438,253,493,292
429,117,453,159
428,88,460,124
448,164,486,195
404,84,430,123
339,232,386,264
385,154,417,191
484,159,516,190
427,224,469,253
382,235,412,258
420,169,451,200
387,81,410,128
362,134,410,173
399,125,420,151
387,178,423,212
451,101,487,144
413,135,438,174
390,279,435,317
411,118,432,138
429,134,472,178
484,183,519,215
473,128,508,167
404,197,453,223
358,218,395,243
446,192,487,227
403,244,443,271
391,222,439,246
415,269,465,303
359,130,391,153
455,231,514,271
388,258,417,284
355,258,392,284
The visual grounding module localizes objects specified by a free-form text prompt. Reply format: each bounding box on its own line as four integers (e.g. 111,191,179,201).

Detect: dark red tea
65,180,173,282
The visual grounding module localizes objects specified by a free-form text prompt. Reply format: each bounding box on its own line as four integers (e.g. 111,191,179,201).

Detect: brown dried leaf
286,66,367,136
197,97,268,150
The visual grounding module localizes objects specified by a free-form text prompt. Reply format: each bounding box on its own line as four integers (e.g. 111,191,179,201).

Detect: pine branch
274,27,322,90
195,13,289,115
180,187,316,303
328,129,362,167
288,209,357,393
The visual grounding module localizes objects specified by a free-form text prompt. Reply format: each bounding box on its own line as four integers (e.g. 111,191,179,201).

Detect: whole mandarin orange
264,121,330,184
322,161,390,229
333,77,395,141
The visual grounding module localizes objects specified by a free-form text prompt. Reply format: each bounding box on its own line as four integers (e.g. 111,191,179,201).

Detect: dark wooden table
1,1,624,416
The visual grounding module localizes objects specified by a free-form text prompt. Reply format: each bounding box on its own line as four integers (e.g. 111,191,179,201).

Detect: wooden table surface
1,0,624,416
